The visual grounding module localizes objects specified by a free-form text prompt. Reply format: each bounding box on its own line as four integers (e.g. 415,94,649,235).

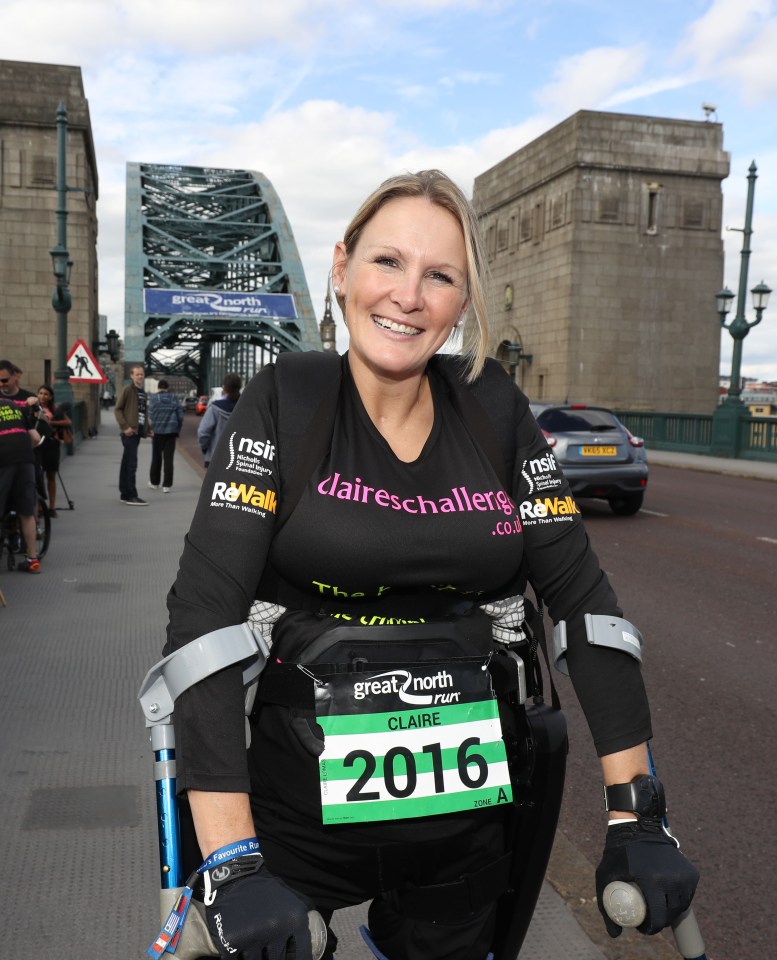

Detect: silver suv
529,403,648,515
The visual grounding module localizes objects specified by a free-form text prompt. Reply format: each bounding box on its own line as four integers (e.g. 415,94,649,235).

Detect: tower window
683,201,705,229
646,186,661,234
597,197,620,223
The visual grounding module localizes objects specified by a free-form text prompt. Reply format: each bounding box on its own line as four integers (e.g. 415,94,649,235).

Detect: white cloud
0,0,330,60
675,0,777,105
438,71,500,88
724,20,777,103
679,0,772,72
93,91,551,343
534,45,648,114
3,0,777,378
601,74,696,109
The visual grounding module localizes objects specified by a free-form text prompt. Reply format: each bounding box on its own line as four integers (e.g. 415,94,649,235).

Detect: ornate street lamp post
503,338,533,383
51,102,74,408
106,329,121,362
711,162,771,457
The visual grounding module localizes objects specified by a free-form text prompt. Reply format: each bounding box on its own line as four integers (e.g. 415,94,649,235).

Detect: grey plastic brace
551,614,643,676
138,622,271,724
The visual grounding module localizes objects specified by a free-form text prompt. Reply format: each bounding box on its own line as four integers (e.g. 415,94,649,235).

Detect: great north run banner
143,288,297,319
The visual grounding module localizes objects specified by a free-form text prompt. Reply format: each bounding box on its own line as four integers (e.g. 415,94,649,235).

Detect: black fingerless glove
204,854,316,960
595,818,699,937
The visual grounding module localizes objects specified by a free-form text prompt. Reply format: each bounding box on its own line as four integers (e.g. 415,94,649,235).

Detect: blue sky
3,0,777,378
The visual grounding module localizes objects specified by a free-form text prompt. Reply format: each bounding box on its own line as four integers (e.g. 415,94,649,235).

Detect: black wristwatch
604,774,666,819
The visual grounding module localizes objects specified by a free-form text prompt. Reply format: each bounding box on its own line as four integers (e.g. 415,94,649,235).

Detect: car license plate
581,446,617,456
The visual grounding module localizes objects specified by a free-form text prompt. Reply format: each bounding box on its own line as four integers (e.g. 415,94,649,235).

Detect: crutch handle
159,888,328,960
602,881,706,959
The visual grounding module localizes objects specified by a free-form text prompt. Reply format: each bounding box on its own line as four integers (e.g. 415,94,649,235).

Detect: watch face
635,775,665,817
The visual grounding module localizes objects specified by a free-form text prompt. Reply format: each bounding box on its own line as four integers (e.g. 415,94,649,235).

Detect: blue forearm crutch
152,719,184,890
139,623,273,958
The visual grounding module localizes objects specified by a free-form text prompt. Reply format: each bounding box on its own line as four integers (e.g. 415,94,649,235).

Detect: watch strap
604,774,666,818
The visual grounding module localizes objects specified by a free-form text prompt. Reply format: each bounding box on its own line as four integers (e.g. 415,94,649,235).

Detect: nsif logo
352,669,460,705
237,436,275,460
521,454,559,494
527,453,558,474
226,432,276,470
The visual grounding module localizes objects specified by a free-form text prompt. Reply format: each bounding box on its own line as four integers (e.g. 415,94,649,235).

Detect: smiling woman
329,170,491,463
332,197,468,376
333,169,490,386
163,168,699,960
331,197,469,460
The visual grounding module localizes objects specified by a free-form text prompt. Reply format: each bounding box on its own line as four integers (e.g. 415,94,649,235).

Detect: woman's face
38,388,53,406
333,197,469,382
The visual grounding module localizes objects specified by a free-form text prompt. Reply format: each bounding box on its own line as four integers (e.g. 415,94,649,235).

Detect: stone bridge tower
474,110,730,413
0,60,98,427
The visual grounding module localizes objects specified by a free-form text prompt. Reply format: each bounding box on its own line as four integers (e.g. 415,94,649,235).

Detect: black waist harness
255,609,528,711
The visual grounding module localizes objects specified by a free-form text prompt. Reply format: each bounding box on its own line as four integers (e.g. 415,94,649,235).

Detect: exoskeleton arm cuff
552,614,643,675
138,622,271,725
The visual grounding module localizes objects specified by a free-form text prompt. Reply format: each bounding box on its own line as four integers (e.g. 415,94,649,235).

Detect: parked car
183,395,198,412
195,395,209,416
529,403,648,515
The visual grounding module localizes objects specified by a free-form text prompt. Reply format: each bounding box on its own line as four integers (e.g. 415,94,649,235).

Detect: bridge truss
124,163,323,391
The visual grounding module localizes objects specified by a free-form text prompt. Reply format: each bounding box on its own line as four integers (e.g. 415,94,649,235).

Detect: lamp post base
711,400,748,458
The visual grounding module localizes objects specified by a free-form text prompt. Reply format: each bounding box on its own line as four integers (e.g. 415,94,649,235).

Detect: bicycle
0,496,51,571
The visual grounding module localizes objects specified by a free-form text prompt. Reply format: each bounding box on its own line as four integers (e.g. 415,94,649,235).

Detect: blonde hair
335,170,489,382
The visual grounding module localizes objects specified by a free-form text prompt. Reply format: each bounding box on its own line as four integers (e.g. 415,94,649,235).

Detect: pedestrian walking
148,380,183,493
197,373,242,467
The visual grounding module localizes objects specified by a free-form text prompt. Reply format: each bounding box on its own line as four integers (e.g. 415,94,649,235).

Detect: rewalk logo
519,495,580,525
210,481,277,513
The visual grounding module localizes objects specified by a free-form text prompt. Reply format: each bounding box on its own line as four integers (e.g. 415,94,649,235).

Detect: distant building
0,59,99,427
718,377,777,415
741,385,777,417
473,110,730,413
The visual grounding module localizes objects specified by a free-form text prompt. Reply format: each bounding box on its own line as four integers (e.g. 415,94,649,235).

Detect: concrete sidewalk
0,412,693,959
647,446,777,481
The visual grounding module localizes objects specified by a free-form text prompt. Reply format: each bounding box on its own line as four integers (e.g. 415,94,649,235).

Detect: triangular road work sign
66,339,107,383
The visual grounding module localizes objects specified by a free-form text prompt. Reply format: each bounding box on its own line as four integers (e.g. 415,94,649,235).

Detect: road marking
757,537,777,545
641,509,669,517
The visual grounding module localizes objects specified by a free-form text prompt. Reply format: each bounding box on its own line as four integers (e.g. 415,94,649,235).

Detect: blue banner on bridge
143,288,297,319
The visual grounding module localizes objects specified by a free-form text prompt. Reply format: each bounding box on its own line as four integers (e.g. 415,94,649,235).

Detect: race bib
315,660,512,824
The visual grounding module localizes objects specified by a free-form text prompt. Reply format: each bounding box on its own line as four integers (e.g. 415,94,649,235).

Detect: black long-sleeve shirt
166,354,651,793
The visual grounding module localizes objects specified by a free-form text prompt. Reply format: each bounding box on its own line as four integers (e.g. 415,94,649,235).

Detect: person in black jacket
164,170,698,960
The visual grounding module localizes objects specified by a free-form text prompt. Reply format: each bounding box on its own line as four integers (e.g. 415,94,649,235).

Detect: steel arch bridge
124,163,323,391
